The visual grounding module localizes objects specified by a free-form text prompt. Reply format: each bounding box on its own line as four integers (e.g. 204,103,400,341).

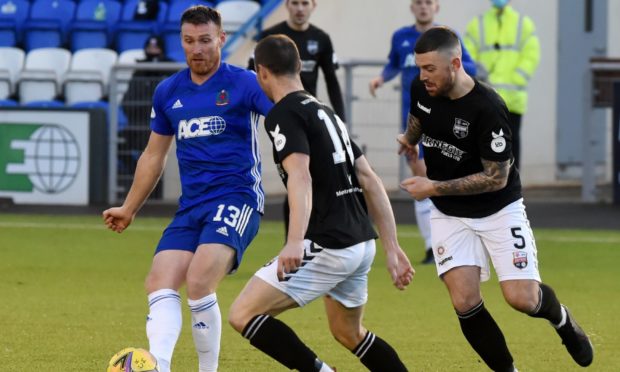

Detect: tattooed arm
400,158,511,200
434,158,511,195
397,114,423,157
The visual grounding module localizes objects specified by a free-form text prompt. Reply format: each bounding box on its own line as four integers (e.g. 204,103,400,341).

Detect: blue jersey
381,25,477,129
150,63,273,213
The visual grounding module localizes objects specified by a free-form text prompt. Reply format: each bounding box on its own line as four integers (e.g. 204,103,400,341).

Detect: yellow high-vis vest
464,6,540,115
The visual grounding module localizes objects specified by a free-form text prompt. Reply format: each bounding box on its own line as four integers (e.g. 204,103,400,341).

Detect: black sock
242,314,323,372
352,331,408,372
457,301,514,372
528,283,563,325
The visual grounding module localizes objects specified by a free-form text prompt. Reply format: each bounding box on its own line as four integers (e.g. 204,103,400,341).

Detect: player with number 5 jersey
229,34,414,372
102,6,272,372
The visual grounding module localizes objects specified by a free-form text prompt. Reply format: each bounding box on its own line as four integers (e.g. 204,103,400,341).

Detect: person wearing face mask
464,0,540,171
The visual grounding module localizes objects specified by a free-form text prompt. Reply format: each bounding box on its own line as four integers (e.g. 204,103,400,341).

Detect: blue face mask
491,0,509,8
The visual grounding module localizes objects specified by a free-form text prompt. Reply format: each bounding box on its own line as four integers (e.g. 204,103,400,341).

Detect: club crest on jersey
216,89,229,106
512,251,528,269
270,124,287,151
307,40,319,55
491,129,506,153
453,118,470,139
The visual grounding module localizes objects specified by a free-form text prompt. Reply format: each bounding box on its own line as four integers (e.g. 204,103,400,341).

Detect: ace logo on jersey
491,129,506,153
270,124,286,151
453,118,470,139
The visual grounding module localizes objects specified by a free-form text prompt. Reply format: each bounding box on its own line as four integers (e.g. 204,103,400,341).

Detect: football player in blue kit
102,6,272,372
229,35,414,372
369,0,476,265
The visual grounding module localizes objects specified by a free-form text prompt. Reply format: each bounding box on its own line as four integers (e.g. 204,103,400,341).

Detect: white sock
553,305,568,329
319,361,335,372
188,293,221,372
146,289,182,372
414,198,432,249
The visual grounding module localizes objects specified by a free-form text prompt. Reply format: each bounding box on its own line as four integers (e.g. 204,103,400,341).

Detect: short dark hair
180,5,222,29
414,26,461,55
254,34,301,76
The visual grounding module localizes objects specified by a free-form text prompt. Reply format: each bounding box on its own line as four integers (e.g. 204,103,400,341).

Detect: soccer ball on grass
107,347,159,372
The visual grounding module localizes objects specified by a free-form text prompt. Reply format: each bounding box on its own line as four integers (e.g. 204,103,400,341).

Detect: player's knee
504,291,538,313
452,296,483,314
330,324,365,351
228,299,250,333
185,274,213,299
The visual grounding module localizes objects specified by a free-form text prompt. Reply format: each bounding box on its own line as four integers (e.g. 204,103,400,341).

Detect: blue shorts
156,196,261,272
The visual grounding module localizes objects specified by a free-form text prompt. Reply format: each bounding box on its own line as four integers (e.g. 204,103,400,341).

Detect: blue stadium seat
115,0,168,53
24,100,65,108
23,0,77,51
163,0,214,62
0,98,18,106
0,0,29,47
70,0,122,52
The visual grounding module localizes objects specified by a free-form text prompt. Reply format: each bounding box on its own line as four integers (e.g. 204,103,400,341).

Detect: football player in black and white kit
398,27,593,371
229,34,414,372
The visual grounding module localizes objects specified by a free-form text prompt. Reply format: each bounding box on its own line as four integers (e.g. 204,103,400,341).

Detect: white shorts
430,198,541,282
254,239,376,308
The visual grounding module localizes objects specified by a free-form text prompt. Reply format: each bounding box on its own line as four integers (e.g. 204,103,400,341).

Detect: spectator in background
464,0,540,170
368,0,476,265
249,0,347,238
249,0,345,121
119,35,174,194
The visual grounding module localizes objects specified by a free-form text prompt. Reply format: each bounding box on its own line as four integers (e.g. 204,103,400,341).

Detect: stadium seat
115,48,145,100
24,100,65,108
115,0,168,53
23,0,76,51
64,48,118,105
70,0,122,52
215,0,259,34
163,0,214,62
0,98,18,106
0,0,29,47
18,48,71,104
0,47,25,99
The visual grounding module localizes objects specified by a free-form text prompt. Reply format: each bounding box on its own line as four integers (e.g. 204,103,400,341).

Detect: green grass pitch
0,213,619,371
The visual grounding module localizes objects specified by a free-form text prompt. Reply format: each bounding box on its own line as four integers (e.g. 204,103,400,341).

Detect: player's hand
102,206,135,233
385,247,415,290
400,176,435,201
277,240,304,281
369,77,384,97
397,134,419,162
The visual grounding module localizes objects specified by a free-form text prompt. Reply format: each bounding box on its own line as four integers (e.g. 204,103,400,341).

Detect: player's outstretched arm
354,155,415,290
102,132,173,233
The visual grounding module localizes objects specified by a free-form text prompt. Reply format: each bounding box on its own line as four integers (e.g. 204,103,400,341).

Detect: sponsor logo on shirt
491,129,506,153
177,116,226,139
453,118,470,139
417,101,431,114
269,124,286,151
421,134,466,161
404,53,416,68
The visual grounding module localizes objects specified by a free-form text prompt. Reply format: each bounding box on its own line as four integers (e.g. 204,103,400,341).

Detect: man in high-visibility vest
464,0,540,170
